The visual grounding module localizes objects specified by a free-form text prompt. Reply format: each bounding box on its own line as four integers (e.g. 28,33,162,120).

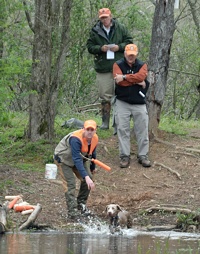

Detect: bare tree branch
169,68,200,77
23,1,35,33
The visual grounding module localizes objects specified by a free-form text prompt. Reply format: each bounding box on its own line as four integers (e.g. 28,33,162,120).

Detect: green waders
60,162,92,218
100,101,111,129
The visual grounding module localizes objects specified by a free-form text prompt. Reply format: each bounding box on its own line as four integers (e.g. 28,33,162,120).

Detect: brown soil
1,130,200,232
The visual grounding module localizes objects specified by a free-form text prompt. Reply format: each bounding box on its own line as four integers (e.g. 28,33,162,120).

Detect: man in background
87,8,132,129
113,44,151,168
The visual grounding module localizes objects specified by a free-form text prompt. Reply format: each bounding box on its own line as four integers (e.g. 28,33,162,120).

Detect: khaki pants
114,99,149,158
96,72,114,101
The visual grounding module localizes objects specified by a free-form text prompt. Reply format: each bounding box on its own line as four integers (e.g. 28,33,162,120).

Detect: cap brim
84,125,96,129
126,51,138,56
99,14,109,18
84,124,97,129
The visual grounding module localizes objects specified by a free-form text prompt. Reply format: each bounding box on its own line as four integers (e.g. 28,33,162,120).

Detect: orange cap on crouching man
83,120,97,130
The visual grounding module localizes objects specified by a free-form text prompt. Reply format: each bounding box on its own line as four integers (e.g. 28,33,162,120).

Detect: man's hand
85,176,95,190
114,74,123,84
101,45,119,52
101,45,109,52
110,45,119,52
138,81,146,89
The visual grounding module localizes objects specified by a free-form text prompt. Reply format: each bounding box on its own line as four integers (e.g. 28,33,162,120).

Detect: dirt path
0,130,200,232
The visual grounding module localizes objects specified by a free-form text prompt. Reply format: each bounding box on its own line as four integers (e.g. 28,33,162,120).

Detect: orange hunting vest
71,129,98,156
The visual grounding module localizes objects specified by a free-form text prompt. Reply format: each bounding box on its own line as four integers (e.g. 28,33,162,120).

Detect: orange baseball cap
98,8,111,18
84,120,97,130
125,44,138,56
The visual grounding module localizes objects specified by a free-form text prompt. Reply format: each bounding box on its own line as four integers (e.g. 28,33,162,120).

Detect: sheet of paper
107,44,115,49
106,44,115,59
107,50,114,59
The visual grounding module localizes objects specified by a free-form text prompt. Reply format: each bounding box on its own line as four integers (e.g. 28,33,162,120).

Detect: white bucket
45,164,57,179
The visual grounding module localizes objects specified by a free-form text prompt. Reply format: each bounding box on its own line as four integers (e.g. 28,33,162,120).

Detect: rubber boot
100,101,111,129
77,180,91,215
77,180,90,207
65,192,79,219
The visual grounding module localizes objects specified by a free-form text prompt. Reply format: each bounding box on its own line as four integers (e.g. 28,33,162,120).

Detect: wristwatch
122,75,126,80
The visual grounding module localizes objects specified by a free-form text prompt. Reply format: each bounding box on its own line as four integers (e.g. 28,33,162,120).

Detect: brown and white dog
105,204,133,234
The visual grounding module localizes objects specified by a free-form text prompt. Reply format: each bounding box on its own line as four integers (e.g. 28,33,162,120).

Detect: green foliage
0,111,12,127
121,1,153,60
0,0,33,115
0,112,26,142
176,212,199,230
0,0,199,133
164,7,200,119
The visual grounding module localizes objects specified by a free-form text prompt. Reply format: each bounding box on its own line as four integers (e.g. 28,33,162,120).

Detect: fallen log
147,225,177,231
145,206,192,214
19,203,42,231
77,103,101,112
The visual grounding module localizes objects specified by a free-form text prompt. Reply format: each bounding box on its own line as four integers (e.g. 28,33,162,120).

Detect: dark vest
115,58,149,104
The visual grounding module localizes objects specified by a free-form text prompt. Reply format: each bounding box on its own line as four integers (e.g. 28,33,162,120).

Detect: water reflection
0,228,200,254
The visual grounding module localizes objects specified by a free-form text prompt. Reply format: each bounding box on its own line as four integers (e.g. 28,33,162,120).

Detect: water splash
79,216,200,240
80,216,109,234
79,215,140,236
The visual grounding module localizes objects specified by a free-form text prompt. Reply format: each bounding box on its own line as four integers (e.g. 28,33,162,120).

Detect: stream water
0,224,200,254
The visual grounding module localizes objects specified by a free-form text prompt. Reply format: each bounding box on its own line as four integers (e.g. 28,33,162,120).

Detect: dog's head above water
105,204,123,217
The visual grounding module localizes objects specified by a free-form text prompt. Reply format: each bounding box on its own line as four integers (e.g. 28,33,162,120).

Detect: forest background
0,0,199,160
0,0,200,233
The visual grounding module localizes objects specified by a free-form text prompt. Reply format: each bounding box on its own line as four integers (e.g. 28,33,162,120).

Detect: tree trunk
28,0,53,141
27,0,72,141
187,0,200,119
147,0,176,137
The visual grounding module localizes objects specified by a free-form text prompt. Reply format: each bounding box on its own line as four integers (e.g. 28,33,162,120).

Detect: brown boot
100,101,111,129
120,157,130,168
138,155,151,167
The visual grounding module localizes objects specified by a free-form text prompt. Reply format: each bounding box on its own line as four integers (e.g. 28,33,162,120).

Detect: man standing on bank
87,8,132,129
113,44,151,168
54,120,98,220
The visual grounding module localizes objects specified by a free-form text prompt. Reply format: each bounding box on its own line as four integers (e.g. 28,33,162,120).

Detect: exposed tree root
154,161,181,180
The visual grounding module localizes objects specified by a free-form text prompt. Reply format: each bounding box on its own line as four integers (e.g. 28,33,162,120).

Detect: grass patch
15,163,43,172
0,180,14,192
159,117,200,135
21,179,32,186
